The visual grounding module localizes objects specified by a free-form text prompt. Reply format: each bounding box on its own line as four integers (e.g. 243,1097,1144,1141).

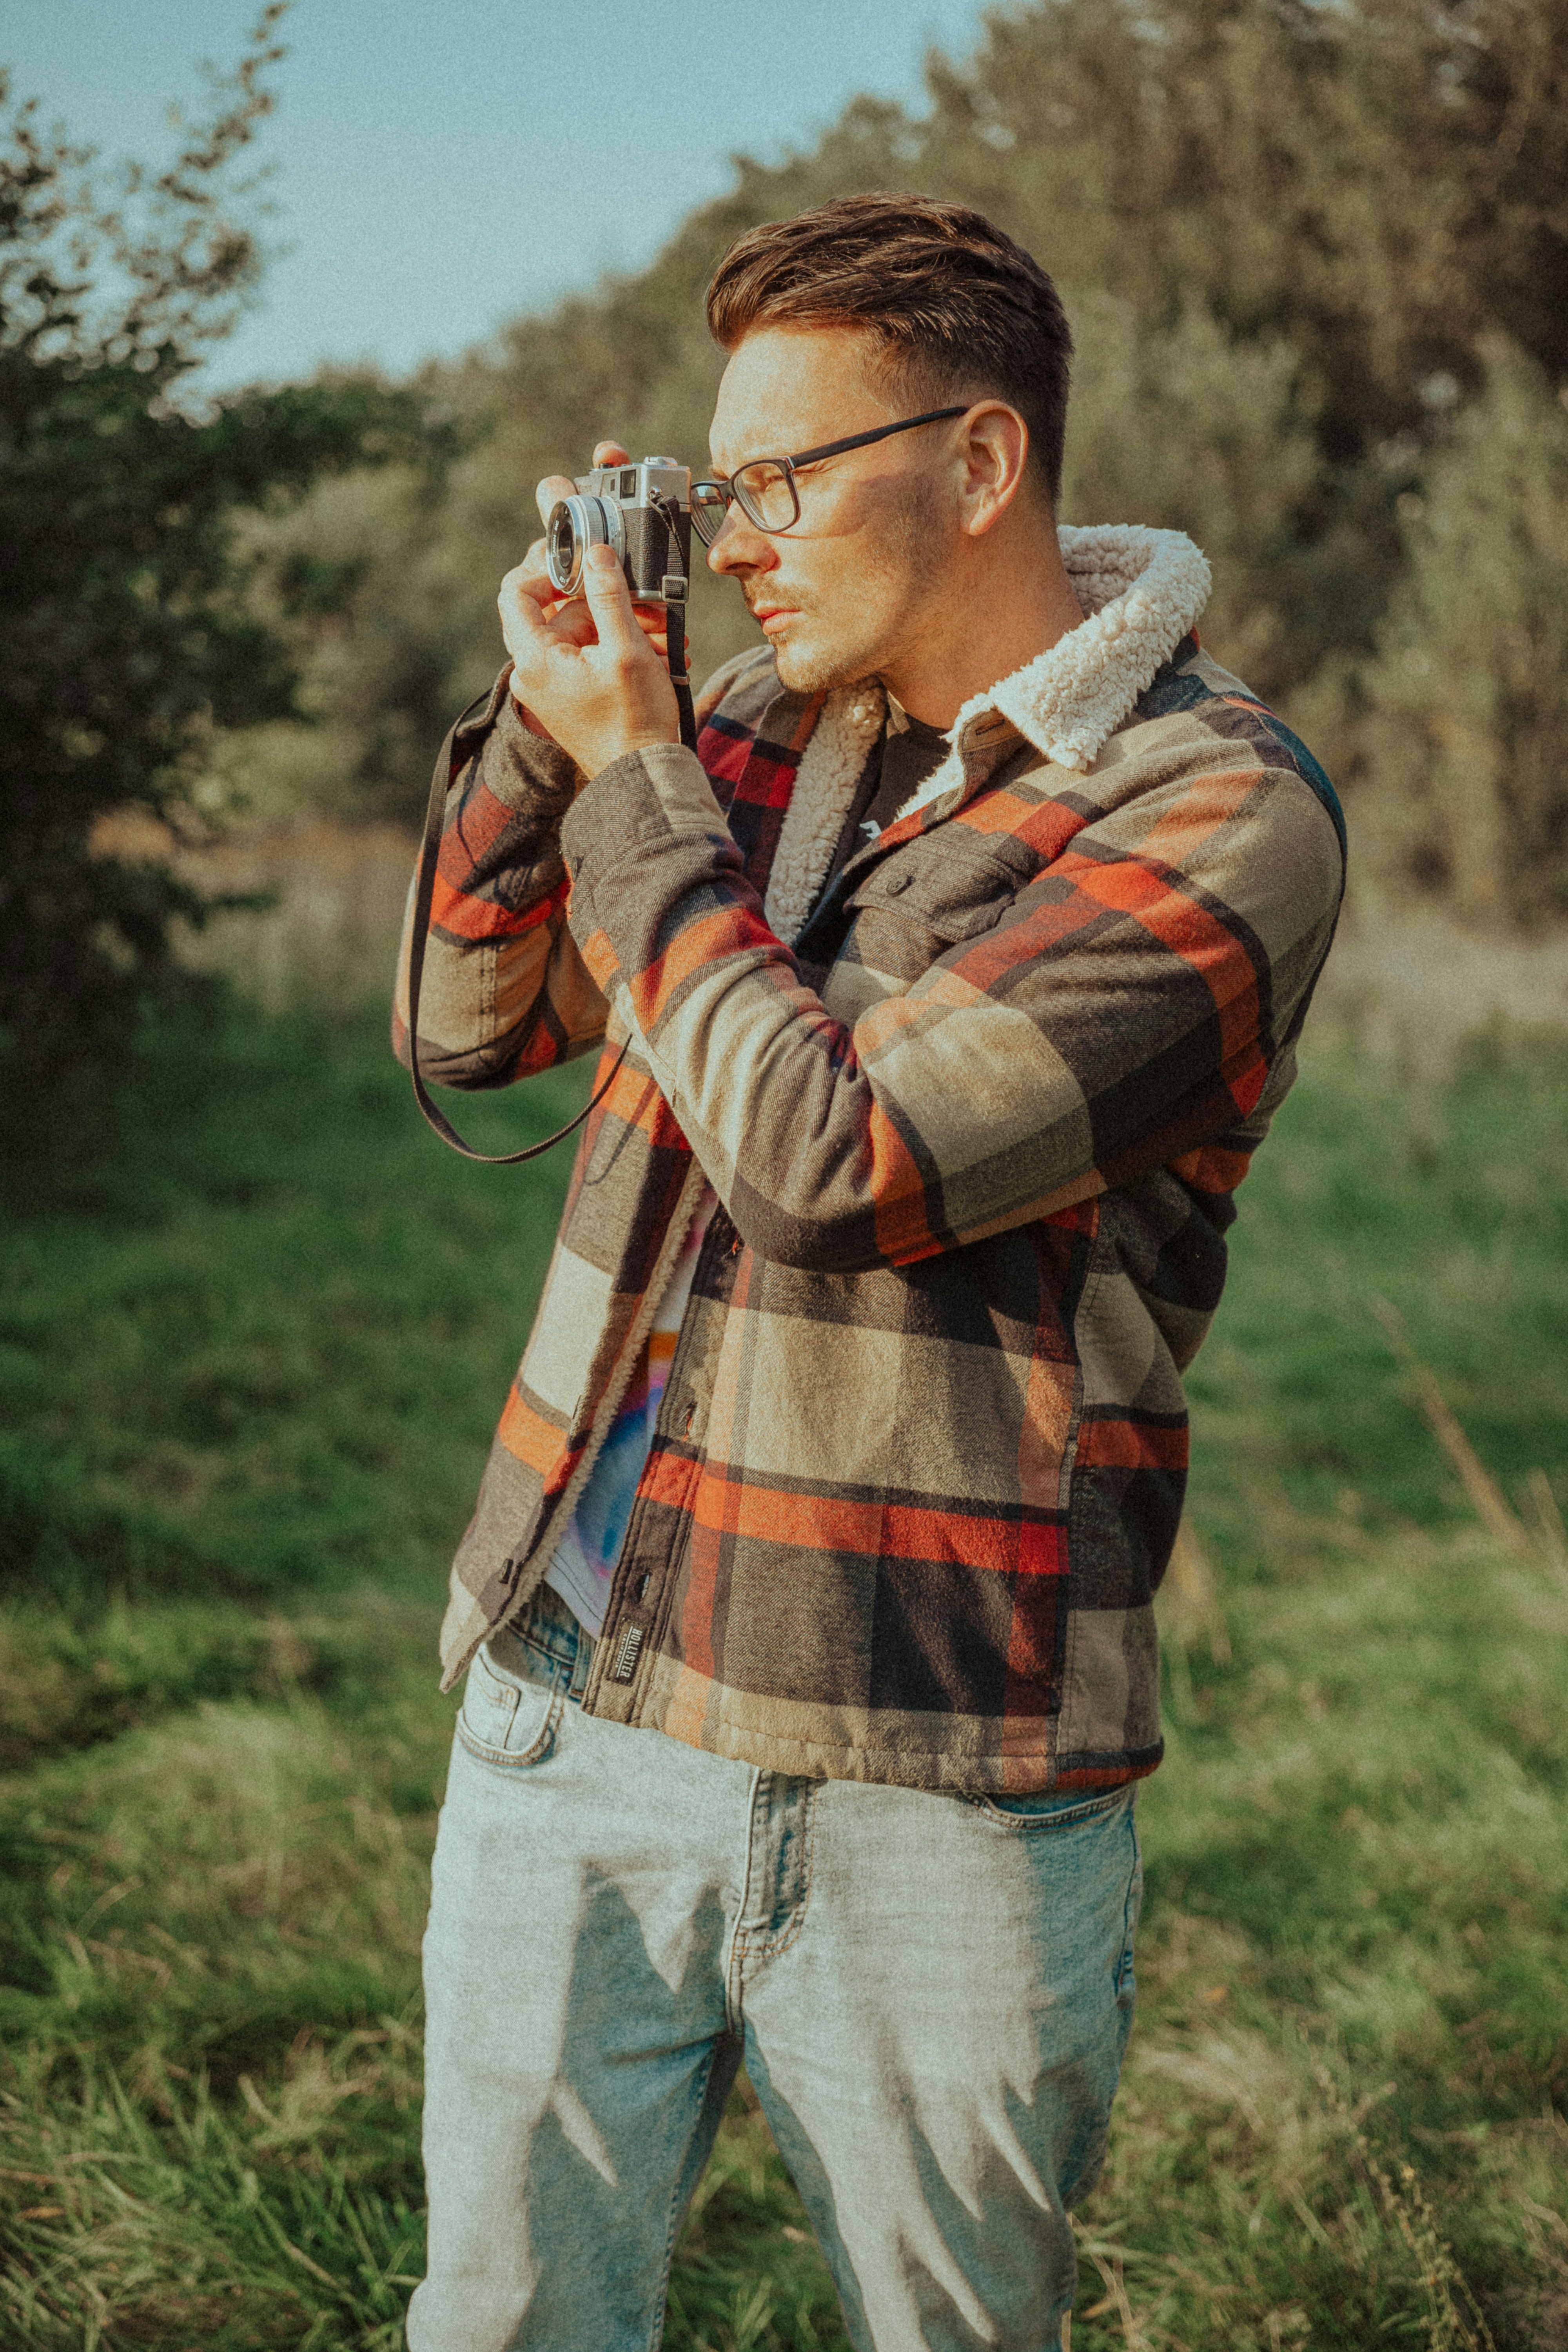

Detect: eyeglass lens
731,461,798,533
690,460,800,544
688,481,730,546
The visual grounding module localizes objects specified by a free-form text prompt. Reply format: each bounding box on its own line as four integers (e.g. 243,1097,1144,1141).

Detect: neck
877,512,1085,732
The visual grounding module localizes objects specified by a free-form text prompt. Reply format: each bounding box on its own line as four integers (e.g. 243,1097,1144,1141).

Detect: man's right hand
504,439,681,740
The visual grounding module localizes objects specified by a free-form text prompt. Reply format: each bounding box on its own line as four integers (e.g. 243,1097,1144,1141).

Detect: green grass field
2,1002,1564,2349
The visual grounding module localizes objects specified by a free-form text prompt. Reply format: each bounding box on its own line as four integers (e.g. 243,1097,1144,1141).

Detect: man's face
705,324,958,696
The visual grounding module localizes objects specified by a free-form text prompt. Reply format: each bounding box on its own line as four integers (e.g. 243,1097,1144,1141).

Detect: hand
499,440,683,773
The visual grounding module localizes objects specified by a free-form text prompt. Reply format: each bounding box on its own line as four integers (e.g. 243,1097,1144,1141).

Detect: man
394,193,1344,2352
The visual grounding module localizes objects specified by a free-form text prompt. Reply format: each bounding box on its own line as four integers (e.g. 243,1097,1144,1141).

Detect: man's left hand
499,541,681,781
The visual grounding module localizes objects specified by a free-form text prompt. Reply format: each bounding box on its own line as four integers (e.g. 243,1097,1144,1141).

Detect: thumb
581,542,645,656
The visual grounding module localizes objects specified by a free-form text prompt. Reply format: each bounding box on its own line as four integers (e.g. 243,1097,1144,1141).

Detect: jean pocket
456,1644,563,1768
973,1785,1133,1832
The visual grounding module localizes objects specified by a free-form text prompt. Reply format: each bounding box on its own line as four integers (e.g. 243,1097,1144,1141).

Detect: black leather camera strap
407,610,697,1165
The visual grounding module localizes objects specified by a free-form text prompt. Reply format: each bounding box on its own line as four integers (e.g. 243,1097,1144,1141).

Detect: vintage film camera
544,457,693,606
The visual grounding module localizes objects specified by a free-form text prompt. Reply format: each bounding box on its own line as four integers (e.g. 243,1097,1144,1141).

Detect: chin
769,630,877,698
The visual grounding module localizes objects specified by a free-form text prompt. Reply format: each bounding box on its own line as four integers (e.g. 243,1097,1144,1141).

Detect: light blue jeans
409,1585,1142,2352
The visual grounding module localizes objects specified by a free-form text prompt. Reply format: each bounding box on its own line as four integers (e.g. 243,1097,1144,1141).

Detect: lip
752,605,798,633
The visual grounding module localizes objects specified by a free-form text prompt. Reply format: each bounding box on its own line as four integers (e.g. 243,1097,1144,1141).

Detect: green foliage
912,0,1568,443
0,14,439,1092
0,1001,1563,2345
1059,295,1321,688
1323,337,1568,924
231,0,1568,920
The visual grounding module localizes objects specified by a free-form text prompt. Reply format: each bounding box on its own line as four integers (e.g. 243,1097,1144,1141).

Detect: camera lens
544,493,625,597
546,502,579,595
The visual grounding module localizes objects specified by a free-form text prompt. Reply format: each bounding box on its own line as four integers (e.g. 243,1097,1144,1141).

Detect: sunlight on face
706,325,958,695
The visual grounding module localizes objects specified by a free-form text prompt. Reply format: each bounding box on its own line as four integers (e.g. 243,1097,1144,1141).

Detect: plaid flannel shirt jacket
393,524,1345,1793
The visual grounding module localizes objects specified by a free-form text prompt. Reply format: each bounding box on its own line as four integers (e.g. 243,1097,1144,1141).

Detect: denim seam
646,2042,720,2352
1114,1805,1143,1996
732,1783,817,1965
721,1770,764,2034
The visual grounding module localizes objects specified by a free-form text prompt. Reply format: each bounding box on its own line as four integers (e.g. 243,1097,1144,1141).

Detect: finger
593,441,631,467
498,565,559,664
515,535,560,603
543,601,600,650
628,608,688,662
580,541,646,657
499,560,551,626
534,471,576,526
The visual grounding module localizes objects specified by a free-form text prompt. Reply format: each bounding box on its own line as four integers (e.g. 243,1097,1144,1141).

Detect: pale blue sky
7,0,992,389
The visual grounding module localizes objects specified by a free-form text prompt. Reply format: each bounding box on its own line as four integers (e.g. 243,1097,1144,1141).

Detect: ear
958,403,1032,539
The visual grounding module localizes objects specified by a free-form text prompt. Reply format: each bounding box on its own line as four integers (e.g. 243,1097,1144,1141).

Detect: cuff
466,670,583,814
559,741,728,892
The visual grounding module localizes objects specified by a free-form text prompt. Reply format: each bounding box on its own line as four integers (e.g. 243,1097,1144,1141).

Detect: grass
1,997,1564,2348
0,1005,587,1607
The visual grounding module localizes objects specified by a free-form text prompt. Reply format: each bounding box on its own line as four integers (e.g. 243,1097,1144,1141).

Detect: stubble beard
757,473,946,699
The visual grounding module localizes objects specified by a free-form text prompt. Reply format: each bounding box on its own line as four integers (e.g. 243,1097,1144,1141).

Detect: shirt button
886,873,911,896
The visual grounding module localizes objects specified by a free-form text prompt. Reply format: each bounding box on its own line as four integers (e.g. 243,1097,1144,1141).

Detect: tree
1328,337,1568,922
0,5,428,1095
202,0,1568,927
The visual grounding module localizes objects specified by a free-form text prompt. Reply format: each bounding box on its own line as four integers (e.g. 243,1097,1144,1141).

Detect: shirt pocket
840,846,1022,982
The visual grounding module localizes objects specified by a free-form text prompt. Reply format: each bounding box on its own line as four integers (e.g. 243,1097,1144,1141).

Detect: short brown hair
706,193,1074,505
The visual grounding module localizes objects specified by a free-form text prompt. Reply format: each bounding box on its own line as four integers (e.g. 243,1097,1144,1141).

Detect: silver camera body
544,457,692,603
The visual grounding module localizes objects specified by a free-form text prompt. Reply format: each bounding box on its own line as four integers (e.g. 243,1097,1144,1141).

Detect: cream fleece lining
763,684,886,946
895,523,1212,822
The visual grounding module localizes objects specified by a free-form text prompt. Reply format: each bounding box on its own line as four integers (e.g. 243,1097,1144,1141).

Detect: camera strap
406,600,699,1166
660,563,699,758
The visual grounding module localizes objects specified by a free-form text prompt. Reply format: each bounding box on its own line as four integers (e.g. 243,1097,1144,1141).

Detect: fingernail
587,543,616,571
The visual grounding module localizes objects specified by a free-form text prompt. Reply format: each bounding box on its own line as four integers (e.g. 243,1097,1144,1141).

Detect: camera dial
545,493,626,599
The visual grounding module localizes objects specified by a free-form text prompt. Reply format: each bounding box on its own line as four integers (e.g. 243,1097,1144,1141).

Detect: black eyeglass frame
688,405,970,544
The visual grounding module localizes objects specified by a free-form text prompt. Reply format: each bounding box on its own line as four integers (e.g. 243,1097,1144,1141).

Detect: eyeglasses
688,405,969,545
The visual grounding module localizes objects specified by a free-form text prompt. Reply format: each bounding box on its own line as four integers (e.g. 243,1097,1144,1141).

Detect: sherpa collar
760,523,1210,944
909,522,1212,816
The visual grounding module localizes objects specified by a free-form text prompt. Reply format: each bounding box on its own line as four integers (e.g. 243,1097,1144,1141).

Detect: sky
7,0,992,391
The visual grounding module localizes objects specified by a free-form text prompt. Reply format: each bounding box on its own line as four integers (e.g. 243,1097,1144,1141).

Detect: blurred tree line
6,0,1568,1092
232,0,1568,929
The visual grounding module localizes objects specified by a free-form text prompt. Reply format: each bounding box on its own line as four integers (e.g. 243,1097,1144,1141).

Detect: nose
706,510,777,577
